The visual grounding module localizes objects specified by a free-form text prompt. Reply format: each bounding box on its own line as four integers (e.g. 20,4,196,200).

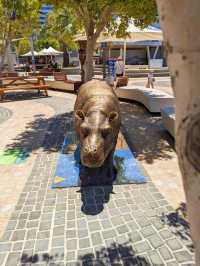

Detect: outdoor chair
116,76,129,87
39,68,54,76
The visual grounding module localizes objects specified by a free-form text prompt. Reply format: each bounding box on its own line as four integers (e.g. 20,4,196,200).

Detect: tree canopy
43,0,157,81
0,0,40,43
0,0,157,75
0,0,40,69
44,0,157,37
44,6,80,50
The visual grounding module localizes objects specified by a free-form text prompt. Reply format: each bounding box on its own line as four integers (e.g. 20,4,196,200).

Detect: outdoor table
0,76,48,100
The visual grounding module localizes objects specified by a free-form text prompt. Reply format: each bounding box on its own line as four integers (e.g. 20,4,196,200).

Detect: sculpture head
75,109,119,168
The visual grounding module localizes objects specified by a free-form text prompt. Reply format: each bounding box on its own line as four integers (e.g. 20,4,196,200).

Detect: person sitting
50,58,58,70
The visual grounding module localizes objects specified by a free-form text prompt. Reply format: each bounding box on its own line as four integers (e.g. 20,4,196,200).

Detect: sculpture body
74,80,121,185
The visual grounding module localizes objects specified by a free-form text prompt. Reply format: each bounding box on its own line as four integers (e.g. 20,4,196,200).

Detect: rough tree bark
2,39,15,72
0,40,9,71
84,37,96,81
76,5,112,82
156,0,200,263
62,43,69,67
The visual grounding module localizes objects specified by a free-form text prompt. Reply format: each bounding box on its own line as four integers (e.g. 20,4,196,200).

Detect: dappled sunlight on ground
120,101,185,208
120,101,174,164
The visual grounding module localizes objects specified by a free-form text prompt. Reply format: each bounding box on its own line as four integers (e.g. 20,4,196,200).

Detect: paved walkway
128,77,173,96
0,90,194,265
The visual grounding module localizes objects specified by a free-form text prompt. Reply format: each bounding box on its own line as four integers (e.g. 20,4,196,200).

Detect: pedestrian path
0,91,194,265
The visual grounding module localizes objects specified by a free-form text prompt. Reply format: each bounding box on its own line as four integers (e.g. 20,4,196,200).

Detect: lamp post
77,40,87,83
29,33,36,73
101,42,108,79
123,40,126,75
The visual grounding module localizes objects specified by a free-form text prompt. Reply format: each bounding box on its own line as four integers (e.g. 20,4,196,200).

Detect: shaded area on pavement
0,92,194,265
20,241,151,265
5,111,73,154
0,91,50,103
161,202,194,253
4,99,175,165
120,101,175,164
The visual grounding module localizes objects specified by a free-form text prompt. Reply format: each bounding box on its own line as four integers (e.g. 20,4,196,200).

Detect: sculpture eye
101,128,111,138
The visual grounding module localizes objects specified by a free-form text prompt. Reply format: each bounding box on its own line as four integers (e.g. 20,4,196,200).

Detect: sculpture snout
81,138,104,168
83,145,98,155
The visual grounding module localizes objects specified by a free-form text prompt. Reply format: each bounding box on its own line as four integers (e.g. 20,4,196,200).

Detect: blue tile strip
52,134,147,188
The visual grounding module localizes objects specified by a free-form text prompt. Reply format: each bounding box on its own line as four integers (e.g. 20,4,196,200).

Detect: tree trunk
62,43,69,67
156,0,200,263
5,39,15,72
0,40,9,71
84,37,96,82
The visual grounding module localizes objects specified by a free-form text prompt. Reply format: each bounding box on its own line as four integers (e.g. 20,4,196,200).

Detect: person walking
115,56,124,77
146,70,155,88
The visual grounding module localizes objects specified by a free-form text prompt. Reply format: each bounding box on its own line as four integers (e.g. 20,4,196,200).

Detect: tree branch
75,6,88,31
94,5,112,40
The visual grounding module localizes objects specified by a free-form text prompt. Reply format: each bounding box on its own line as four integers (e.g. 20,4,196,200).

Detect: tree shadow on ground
5,111,74,154
79,241,150,265
161,202,194,252
120,101,175,164
0,91,50,102
20,240,150,265
4,97,174,166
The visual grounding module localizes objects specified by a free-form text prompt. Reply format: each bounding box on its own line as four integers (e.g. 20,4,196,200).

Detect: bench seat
47,73,82,93
116,85,174,113
161,106,175,138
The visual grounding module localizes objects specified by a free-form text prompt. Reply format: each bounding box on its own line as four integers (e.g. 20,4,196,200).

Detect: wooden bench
53,72,82,93
161,106,175,138
115,85,174,113
0,76,49,100
29,71,54,77
0,72,19,78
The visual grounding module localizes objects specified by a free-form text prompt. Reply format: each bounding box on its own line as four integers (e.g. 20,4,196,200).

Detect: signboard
149,59,163,68
101,42,107,48
107,59,116,77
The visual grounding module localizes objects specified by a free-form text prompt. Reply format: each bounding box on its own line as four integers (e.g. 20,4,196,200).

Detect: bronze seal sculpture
74,80,121,185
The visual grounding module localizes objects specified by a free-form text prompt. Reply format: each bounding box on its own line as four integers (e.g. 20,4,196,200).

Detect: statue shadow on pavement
79,185,114,215
74,145,116,215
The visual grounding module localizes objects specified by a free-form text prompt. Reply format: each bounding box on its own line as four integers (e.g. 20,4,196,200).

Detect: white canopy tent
37,47,64,66
38,48,48,55
38,47,63,56
21,51,39,57
20,47,64,67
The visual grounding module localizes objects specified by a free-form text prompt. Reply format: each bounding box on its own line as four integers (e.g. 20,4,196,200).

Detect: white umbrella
21,50,39,56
